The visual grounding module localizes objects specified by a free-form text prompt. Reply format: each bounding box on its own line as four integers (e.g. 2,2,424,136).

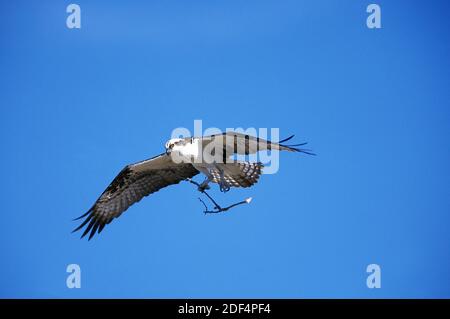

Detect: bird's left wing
73,153,199,240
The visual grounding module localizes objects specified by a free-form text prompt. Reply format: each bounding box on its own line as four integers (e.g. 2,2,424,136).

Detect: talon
219,182,230,193
217,169,230,193
198,185,210,192
198,182,211,192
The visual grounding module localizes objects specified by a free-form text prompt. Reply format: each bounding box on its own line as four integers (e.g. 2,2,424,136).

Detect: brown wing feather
73,153,199,240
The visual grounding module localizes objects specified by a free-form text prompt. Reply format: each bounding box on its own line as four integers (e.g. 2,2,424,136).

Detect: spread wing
73,153,199,240
191,132,315,158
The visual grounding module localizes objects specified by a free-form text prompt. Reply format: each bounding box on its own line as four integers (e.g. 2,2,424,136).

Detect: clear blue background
1,0,449,298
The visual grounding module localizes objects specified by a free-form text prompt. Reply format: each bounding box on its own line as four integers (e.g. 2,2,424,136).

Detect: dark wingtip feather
278,135,295,144
98,223,106,234
279,136,316,155
73,208,106,240
73,209,91,221
72,213,93,233
290,147,316,155
88,223,100,240
300,150,316,156
286,142,308,147
81,218,96,239
280,142,316,155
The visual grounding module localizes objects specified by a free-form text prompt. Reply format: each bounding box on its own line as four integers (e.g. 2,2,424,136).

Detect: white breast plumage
178,138,201,162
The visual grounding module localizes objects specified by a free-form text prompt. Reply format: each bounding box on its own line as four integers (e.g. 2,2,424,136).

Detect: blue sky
1,0,449,298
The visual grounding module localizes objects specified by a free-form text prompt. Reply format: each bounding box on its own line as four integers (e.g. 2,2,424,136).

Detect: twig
186,178,252,214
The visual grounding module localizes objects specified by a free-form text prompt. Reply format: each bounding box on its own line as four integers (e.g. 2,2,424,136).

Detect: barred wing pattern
73,153,199,240
210,162,264,188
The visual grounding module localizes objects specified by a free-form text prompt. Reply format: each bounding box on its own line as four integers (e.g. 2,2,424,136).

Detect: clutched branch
185,178,252,214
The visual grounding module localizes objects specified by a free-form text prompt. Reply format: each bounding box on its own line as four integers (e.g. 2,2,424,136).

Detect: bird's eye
170,144,174,149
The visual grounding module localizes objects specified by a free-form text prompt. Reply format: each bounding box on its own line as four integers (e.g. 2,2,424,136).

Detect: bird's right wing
73,153,199,240
195,132,315,156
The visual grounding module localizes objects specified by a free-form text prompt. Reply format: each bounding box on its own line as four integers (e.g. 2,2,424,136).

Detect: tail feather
211,162,263,188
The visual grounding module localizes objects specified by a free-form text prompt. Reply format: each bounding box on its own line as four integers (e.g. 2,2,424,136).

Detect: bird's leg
217,167,230,193
197,176,211,192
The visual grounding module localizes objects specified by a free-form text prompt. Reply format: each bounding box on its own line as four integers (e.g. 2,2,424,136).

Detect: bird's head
165,138,185,155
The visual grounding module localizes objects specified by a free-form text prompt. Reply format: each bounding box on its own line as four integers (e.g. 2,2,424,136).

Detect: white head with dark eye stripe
165,138,186,154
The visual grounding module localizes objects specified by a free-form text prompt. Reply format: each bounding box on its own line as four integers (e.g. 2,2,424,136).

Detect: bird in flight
73,132,314,240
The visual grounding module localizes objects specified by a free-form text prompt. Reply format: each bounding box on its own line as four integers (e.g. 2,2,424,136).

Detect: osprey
73,132,314,239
